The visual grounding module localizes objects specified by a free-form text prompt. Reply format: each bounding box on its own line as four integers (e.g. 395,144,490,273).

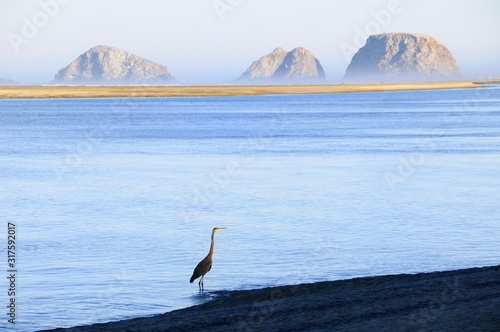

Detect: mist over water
1,87,499,331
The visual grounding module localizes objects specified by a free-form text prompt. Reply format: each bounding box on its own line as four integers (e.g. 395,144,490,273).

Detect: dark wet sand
40,265,499,332
0,81,481,99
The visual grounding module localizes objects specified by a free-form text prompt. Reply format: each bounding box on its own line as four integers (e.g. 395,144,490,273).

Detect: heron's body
190,227,227,292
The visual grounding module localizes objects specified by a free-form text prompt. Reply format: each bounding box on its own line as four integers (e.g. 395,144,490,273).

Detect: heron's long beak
217,227,228,231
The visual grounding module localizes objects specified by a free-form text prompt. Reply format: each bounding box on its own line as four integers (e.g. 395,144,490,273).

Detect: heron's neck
208,231,216,257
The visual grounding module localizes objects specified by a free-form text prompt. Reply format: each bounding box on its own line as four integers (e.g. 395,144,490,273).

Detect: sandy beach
40,265,499,332
0,81,484,99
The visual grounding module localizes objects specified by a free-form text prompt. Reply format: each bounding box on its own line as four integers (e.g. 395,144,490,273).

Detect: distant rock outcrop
0,78,18,85
53,45,176,85
238,47,325,83
344,33,462,83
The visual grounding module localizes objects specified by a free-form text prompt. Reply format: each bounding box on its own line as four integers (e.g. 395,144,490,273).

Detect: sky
1,0,499,85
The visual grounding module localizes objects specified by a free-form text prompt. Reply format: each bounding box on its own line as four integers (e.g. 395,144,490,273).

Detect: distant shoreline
0,80,491,99
40,265,500,332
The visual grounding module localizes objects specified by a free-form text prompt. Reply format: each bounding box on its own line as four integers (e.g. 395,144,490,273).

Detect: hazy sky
1,0,499,84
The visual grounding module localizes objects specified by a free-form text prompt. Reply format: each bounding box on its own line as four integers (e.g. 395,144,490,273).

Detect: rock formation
0,78,18,85
344,33,462,83
53,45,176,85
238,47,325,83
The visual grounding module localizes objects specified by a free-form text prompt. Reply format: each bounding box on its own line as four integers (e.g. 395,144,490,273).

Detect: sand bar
0,81,483,99
41,265,499,332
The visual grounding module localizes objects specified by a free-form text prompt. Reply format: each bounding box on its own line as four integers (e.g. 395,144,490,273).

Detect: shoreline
0,80,486,99
41,265,499,332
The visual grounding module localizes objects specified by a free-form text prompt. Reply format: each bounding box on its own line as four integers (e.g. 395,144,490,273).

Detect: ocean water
1,87,500,331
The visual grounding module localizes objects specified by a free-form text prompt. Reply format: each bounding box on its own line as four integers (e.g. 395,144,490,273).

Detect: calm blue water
1,87,500,331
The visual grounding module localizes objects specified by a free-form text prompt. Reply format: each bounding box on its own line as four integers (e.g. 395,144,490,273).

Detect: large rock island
344,33,462,83
52,45,176,85
0,78,18,85
237,47,325,84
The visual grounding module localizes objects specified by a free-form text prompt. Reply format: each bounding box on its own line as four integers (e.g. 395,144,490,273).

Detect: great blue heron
190,227,227,292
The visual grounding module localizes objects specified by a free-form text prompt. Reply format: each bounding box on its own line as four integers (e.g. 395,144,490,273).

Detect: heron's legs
199,276,204,293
